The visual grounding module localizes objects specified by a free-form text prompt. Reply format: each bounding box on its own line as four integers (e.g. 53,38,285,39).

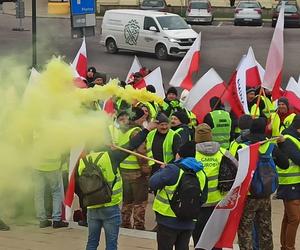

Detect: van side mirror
149,26,158,32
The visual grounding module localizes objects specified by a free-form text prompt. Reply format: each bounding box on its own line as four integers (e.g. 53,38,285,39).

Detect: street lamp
32,0,37,68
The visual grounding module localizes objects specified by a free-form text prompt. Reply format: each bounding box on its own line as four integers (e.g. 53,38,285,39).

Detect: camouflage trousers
120,170,149,230
238,197,273,250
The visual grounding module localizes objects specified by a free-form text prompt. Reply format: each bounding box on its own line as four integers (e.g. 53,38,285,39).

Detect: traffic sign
70,0,95,15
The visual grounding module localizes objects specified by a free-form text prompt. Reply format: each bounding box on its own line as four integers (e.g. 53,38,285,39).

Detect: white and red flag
64,145,84,221
133,67,165,98
183,68,226,123
262,2,285,100
103,98,115,115
169,32,201,90
284,77,300,113
126,56,142,83
71,37,88,79
196,143,260,249
244,47,262,88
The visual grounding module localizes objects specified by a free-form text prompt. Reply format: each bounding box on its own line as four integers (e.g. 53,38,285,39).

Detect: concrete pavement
0,199,299,249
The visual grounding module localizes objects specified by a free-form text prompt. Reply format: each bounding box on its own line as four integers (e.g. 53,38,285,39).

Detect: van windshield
157,16,189,30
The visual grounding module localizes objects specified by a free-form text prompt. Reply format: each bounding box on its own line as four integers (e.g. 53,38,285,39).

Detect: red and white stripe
183,68,226,123
196,143,260,249
284,77,300,113
71,37,87,79
126,56,142,83
169,32,201,90
133,67,165,98
262,2,285,100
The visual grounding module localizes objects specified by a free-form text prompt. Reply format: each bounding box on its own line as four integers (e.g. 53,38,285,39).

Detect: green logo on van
124,19,140,46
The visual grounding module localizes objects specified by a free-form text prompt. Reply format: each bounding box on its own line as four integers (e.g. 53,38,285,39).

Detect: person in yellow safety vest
268,97,296,137
149,141,208,250
229,114,253,158
203,96,233,149
276,114,300,250
118,107,150,230
237,118,289,250
146,112,182,175
162,87,183,117
77,123,152,250
33,155,69,229
193,123,238,247
179,89,198,130
170,111,192,146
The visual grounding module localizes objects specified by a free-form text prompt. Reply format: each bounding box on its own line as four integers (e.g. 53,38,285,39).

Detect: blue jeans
86,205,121,250
33,170,63,222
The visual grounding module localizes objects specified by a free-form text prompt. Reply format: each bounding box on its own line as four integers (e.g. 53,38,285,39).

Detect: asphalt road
0,13,300,86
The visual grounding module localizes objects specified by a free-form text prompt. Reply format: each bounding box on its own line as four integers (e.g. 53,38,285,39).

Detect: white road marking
217,22,223,27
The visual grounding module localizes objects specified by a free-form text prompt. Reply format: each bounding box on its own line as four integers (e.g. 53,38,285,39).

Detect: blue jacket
149,157,207,230
277,127,300,200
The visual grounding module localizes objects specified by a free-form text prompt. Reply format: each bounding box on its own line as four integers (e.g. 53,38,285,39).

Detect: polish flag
71,37,88,79
126,56,142,83
103,98,115,115
184,68,226,123
133,67,165,98
244,47,262,88
256,60,265,84
262,2,285,100
64,145,84,221
284,77,300,113
196,143,260,249
169,33,201,90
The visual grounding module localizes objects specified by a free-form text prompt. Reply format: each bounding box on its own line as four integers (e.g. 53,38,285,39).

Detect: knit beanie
172,111,190,125
195,123,212,143
116,110,129,119
130,107,145,121
146,85,156,93
166,87,178,96
278,97,289,109
178,141,196,158
238,114,253,130
246,87,256,94
156,112,169,124
250,118,267,134
209,96,224,110
292,114,300,129
88,66,96,74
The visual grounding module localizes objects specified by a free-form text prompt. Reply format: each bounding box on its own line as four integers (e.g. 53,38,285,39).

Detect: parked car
234,0,263,26
272,1,300,27
140,0,168,11
101,9,198,60
186,0,214,24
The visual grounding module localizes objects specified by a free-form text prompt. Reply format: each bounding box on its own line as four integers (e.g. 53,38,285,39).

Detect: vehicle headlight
169,38,180,43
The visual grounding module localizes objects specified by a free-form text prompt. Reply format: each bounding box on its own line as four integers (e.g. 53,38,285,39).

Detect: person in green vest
268,97,296,137
149,141,208,250
118,107,150,230
78,122,154,250
146,112,181,175
277,114,300,250
170,110,191,146
162,87,183,117
193,123,237,247
203,96,233,149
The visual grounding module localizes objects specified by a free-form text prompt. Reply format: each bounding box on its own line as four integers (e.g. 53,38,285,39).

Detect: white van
100,9,198,60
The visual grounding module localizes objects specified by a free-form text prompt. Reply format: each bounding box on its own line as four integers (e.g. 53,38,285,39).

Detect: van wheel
106,39,118,54
155,44,168,60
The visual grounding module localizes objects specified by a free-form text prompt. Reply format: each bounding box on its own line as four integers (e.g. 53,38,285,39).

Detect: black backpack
78,153,117,207
166,165,204,220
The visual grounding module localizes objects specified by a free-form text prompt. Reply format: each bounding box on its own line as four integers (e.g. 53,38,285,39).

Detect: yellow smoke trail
0,57,162,219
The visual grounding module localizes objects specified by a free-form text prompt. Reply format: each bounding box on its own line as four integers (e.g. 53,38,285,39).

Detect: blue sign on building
71,0,95,15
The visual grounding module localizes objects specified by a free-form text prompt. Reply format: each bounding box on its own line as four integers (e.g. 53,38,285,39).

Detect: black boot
53,220,69,228
0,219,9,231
39,219,52,228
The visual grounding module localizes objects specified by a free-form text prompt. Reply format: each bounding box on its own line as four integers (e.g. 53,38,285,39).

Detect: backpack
250,143,279,198
166,165,204,220
78,153,117,207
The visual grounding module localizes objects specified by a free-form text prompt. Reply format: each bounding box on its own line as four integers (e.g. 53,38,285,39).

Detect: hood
196,142,220,155
236,129,250,143
176,157,203,172
163,29,198,39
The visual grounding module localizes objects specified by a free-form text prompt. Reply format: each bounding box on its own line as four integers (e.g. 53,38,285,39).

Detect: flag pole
112,144,165,165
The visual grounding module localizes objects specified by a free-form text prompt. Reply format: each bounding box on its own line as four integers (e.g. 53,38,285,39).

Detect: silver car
186,0,214,24
234,1,263,26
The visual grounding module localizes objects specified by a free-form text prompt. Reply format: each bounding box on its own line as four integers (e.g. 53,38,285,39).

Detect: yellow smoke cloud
0,57,162,219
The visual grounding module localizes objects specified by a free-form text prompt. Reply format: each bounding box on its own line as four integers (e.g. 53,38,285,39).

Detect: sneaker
53,220,69,228
0,220,10,231
39,220,52,228
78,220,88,227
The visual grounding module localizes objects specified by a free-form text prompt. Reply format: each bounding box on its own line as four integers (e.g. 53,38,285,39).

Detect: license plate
244,18,253,21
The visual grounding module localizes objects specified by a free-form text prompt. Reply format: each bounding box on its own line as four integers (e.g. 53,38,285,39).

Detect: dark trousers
157,224,192,250
193,206,222,250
